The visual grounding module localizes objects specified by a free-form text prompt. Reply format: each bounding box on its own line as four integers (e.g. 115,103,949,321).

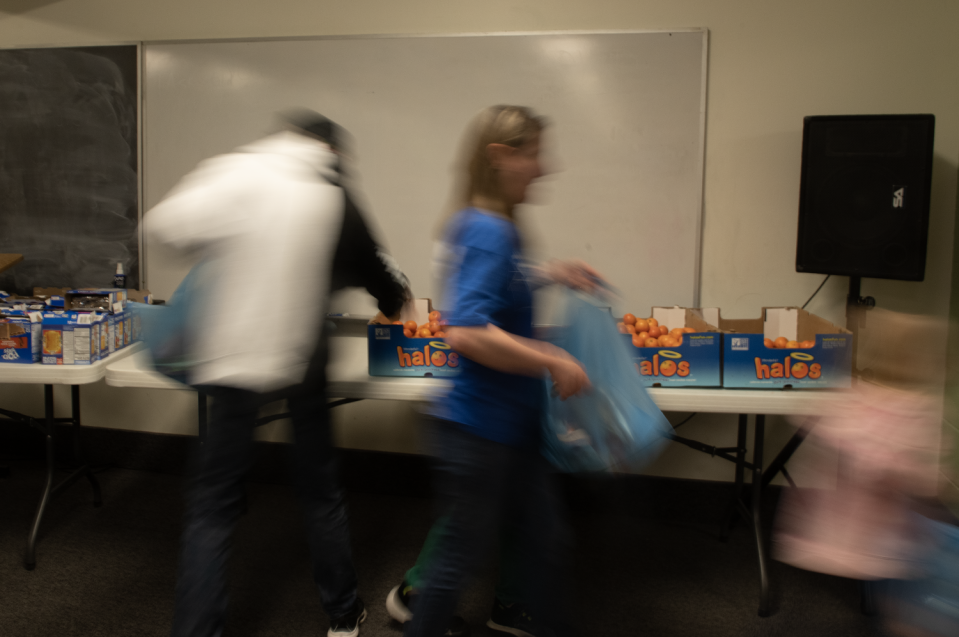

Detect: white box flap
764,308,798,341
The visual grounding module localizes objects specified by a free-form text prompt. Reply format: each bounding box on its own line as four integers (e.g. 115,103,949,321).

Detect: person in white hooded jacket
146,110,410,637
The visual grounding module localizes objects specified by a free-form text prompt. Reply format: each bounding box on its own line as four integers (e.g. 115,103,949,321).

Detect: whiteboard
143,31,707,316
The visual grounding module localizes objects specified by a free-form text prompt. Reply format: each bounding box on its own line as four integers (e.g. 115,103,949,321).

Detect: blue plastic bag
884,517,959,635
540,290,670,473
128,263,206,386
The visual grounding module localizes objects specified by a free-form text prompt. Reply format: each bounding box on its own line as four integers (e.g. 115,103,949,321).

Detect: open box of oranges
619,307,723,387
721,307,852,389
367,299,462,377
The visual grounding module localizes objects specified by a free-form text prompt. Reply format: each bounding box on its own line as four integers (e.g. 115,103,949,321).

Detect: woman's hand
546,259,608,293
546,352,591,400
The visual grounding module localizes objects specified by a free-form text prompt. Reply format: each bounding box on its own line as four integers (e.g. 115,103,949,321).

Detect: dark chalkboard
0,45,138,295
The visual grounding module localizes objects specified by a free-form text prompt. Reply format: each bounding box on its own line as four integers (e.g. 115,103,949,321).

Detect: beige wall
3,1,959,484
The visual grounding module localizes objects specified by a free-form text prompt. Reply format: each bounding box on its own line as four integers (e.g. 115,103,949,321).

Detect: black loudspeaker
796,114,935,281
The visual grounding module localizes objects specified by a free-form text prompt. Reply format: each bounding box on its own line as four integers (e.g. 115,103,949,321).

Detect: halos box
623,307,722,387
722,307,852,389
367,299,462,378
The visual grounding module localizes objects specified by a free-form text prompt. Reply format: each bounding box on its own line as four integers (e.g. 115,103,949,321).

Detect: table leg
752,415,771,617
760,419,816,490
25,386,56,570
71,385,101,507
24,385,103,570
720,414,748,541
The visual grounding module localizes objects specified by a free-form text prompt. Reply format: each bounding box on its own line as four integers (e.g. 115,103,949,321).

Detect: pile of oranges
764,336,815,349
618,313,696,348
394,310,448,338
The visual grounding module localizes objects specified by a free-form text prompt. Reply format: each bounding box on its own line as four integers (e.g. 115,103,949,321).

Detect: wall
3,0,959,486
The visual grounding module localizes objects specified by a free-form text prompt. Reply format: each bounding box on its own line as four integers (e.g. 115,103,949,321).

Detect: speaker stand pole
846,276,875,378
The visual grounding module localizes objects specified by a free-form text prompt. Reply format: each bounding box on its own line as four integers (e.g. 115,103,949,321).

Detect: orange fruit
647,325,661,338
673,335,683,346
774,336,788,349
659,325,669,335
636,331,649,342
434,331,448,338
428,321,441,334
417,328,432,338
786,340,800,349
658,335,671,347
632,334,645,348
764,338,774,348
429,311,442,322
670,327,684,338
392,320,403,325
404,328,415,338
648,317,659,328
626,324,636,334
623,313,637,326
404,320,418,332
683,327,696,334
635,318,649,333
644,338,659,348
800,340,815,348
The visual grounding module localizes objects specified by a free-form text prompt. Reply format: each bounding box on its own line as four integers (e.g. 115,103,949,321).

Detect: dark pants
405,417,574,637
170,385,357,637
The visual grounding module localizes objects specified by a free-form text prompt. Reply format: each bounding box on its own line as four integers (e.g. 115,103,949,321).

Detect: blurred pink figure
775,382,942,580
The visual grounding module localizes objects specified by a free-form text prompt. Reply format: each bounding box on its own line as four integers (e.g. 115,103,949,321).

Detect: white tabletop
104,337,846,416
0,342,142,385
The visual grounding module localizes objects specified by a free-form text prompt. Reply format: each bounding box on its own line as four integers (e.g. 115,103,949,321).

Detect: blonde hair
447,105,546,220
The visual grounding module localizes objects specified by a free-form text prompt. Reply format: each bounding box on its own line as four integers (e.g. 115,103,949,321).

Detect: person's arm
444,323,589,400
144,155,250,253
524,259,608,293
329,190,411,320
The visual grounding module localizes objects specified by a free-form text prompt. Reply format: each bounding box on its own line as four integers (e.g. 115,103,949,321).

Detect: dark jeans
170,385,357,637
405,417,575,637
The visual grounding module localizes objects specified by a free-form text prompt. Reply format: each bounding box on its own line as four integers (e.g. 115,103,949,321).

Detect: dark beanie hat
280,108,344,150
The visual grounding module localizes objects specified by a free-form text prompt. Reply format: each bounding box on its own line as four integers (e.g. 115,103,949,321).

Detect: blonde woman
403,106,595,637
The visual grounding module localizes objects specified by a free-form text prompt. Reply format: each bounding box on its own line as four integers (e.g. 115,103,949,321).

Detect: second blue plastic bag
541,290,670,473
128,262,207,386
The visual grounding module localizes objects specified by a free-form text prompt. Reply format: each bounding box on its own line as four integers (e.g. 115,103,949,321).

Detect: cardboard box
96,313,110,360
41,312,97,365
623,307,723,387
367,299,462,377
65,289,127,313
0,312,42,364
112,311,128,352
721,308,852,389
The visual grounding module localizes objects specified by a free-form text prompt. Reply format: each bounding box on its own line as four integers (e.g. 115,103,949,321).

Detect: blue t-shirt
429,208,542,448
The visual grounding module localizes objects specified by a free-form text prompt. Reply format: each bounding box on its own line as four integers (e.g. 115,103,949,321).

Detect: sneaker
487,599,540,637
386,582,414,623
385,581,470,636
329,598,367,637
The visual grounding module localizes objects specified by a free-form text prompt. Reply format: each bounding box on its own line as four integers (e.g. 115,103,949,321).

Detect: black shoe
385,581,470,636
329,598,367,637
487,599,540,637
